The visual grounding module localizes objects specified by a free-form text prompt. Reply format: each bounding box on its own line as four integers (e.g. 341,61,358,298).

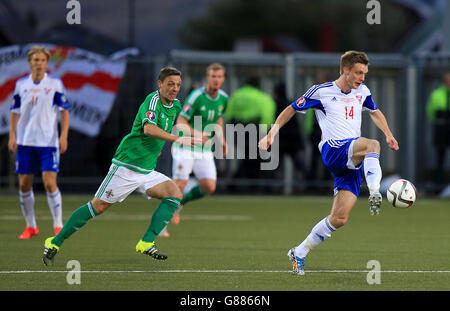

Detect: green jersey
112,91,182,174
176,86,228,151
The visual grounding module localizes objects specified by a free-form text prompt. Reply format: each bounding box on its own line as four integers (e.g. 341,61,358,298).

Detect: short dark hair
158,67,181,82
340,51,369,74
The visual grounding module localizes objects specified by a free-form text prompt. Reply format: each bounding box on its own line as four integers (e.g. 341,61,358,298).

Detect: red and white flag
0,43,134,137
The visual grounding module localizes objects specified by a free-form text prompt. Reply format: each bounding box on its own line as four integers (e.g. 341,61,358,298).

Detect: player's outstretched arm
143,123,201,147
258,105,296,150
369,109,399,151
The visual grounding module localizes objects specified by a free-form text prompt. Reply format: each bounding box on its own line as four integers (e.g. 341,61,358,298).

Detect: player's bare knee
166,187,183,200
175,180,188,192
366,139,380,154
91,198,110,214
19,184,32,193
170,192,183,200
43,182,58,193
201,183,216,195
329,215,348,228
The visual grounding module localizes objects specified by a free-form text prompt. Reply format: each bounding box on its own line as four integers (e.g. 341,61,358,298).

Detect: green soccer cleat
43,237,60,266
136,239,168,260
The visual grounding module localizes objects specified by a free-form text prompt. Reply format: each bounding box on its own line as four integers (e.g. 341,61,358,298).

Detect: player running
9,46,70,239
42,67,201,266
169,63,228,230
258,51,399,275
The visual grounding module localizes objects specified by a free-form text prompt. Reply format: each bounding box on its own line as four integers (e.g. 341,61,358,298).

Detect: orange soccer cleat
54,226,62,235
171,212,180,225
18,226,39,239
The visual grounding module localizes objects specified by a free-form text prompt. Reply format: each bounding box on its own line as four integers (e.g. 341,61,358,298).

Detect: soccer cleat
171,212,180,225
136,239,168,260
287,248,305,275
18,226,39,239
368,192,382,215
54,226,62,235
42,237,59,266
171,205,183,225
158,226,170,237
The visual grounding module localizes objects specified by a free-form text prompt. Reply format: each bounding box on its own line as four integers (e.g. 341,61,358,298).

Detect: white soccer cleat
368,192,382,215
287,248,305,275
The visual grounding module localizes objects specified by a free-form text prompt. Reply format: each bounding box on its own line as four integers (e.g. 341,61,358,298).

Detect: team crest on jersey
105,189,114,198
146,111,156,120
183,104,191,113
44,88,51,94
296,96,306,108
356,94,363,103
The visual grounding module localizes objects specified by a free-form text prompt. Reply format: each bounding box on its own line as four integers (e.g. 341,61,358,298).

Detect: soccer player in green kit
42,67,201,265
169,63,228,228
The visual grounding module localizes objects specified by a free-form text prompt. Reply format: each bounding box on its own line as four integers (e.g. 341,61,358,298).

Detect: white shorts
95,164,171,203
171,146,217,180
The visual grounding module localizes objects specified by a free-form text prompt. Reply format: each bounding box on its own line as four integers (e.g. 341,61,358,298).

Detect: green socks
181,185,205,205
52,202,98,247
142,197,181,243
51,197,183,247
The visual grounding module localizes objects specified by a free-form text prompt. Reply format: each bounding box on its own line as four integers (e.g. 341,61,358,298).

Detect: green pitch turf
0,194,449,291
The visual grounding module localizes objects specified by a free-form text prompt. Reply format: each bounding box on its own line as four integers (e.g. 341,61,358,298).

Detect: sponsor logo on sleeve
296,96,306,108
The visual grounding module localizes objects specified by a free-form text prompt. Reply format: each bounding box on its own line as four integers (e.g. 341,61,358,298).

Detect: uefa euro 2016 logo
66,0,81,25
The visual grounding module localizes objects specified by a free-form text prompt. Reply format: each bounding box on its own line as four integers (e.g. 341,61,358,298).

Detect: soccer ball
386,179,417,208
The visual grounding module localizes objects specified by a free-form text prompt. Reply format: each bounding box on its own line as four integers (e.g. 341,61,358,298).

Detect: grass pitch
0,194,449,291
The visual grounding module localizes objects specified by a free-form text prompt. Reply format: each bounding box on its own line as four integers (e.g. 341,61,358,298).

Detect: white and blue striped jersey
10,73,69,148
291,81,377,151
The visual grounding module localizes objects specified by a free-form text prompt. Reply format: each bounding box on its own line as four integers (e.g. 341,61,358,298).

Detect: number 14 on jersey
345,106,354,120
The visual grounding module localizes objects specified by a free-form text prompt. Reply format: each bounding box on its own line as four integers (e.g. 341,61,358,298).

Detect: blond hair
27,46,50,62
206,63,225,75
340,51,369,75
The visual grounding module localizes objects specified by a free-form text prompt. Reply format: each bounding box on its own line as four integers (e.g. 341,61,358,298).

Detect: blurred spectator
225,77,276,190
274,82,305,178
426,71,450,187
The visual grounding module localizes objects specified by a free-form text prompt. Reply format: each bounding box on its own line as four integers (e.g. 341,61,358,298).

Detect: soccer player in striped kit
9,46,70,239
259,51,399,275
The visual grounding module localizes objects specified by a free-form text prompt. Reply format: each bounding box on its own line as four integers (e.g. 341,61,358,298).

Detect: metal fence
0,50,449,195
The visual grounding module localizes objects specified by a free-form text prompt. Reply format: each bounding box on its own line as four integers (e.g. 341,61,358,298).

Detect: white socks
19,189,63,229
295,216,336,258
364,152,382,194
47,189,63,228
19,190,36,228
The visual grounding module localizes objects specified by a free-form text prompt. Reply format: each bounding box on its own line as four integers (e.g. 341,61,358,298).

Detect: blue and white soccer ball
386,179,417,208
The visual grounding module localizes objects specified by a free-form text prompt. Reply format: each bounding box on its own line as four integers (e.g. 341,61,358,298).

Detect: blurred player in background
426,71,450,188
9,46,70,239
259,51,399,275
168,63,228,234
42,67,202,266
